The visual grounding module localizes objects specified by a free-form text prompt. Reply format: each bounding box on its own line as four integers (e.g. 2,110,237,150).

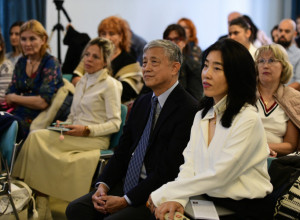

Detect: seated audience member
65,39,198,220
6,21,24,66
5,20,63,137
12,37,122,219
228,17,257,59
242,15,272,47
72,16,143,103
271,25,279,43
218,11,242,40
177,17,202,62
0,32,14,107
163,24,203,100
255,44,300,157
147,39,273,220
277,18,300,91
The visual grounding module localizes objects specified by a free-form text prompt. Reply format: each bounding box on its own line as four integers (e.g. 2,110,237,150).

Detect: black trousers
205,194,275,220
65,182,152,220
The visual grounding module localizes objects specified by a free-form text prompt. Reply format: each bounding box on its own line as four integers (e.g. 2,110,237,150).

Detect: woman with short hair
255,43,300,156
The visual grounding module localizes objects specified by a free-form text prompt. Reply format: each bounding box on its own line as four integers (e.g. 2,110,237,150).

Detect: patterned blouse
0,59,14,102
7,53,64,136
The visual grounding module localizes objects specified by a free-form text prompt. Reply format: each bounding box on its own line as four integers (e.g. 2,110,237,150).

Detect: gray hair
143,39,183,65
82,37,115,73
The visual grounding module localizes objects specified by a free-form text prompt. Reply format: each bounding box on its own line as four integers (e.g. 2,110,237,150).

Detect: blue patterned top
7,53,64,136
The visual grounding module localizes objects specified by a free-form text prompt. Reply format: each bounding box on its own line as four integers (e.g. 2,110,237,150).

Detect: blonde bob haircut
255,43,293,84
20,19,50,57
82,37,115,74
97,16,131,53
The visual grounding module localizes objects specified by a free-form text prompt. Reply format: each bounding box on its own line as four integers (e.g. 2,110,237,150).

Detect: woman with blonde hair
5,19,63,137
255,43,300,156
13,37,122,219
177,17,202,62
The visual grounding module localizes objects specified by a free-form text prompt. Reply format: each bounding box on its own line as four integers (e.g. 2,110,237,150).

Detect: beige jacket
274,84,300,150
30,78,75,131
65,68,122,137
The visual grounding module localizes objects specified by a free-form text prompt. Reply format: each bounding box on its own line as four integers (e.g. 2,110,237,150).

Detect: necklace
27,58,40,76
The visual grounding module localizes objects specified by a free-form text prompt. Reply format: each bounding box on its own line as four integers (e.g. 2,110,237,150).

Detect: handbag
0,154,37,220
0,180,37,217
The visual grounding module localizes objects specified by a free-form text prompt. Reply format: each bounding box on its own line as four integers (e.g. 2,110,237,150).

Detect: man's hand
100,195,128,213
155,201,184,220
92,184,109,214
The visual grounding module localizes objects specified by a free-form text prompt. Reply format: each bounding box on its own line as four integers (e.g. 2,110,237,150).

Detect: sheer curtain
0,0,46,52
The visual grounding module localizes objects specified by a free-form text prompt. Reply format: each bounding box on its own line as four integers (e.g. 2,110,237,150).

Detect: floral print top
7,53,64,136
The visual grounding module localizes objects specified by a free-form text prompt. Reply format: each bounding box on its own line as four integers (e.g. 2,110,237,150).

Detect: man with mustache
277,19,300,91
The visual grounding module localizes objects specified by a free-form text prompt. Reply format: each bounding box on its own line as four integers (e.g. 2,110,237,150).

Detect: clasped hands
92,184,128,214
147,196,184,220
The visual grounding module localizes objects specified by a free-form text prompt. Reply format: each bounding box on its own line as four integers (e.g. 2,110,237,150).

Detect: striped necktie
123,96,158,194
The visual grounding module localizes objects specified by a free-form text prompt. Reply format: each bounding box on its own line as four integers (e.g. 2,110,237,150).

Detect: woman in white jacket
12,37,122,219
147,39,273,220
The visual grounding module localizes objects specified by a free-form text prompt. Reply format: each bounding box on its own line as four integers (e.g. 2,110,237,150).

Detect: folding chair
0,120,20,174
0,120,21,219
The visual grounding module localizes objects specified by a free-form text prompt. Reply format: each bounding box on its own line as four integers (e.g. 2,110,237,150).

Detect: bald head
228,11,242,25
278,19,297,48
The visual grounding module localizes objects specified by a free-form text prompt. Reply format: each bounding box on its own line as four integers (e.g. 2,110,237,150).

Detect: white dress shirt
151,96,273,208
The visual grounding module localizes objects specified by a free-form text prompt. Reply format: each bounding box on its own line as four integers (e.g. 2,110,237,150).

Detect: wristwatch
82,126,90,136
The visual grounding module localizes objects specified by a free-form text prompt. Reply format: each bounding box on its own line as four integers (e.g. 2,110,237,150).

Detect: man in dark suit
66,39,199,220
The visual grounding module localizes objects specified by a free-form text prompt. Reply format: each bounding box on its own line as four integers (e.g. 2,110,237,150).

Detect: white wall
46,0,291,63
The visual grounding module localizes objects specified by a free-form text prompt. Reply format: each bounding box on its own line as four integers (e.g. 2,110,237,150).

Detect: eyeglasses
165,37,183,43
257,58,280,65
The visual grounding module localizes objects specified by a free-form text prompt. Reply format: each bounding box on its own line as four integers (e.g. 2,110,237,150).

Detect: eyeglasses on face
165,37,183,43
257,58,280,65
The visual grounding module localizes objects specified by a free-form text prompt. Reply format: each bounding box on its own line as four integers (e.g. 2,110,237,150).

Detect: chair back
0,121,18,171
108,104,128,149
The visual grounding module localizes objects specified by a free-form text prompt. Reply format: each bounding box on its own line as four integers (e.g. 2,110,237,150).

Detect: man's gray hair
143,39,183,64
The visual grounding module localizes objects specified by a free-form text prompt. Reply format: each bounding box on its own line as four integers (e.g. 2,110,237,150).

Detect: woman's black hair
242,15,258,43
9,21,24,32
163,24,186,40
199,38,257,128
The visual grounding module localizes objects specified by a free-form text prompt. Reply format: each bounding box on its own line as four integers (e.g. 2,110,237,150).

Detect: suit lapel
148,84,182,143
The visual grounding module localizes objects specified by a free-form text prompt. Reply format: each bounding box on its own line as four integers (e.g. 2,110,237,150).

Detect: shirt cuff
95,182,110,190
124,195,132,205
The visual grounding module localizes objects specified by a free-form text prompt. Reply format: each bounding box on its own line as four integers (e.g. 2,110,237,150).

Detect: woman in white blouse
12,37,122,219
255,44,300,157
147,39,273,219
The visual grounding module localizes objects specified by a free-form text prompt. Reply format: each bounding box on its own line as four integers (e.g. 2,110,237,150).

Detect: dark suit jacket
97,84,198,206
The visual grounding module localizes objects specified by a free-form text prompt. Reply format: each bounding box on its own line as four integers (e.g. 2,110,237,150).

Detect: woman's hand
5,93,17,106
154,201,184,220
64,125,86,136
146,196,156,213
269,148,277,157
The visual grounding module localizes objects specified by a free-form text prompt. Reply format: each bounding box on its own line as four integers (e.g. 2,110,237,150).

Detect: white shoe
36,196,53,220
